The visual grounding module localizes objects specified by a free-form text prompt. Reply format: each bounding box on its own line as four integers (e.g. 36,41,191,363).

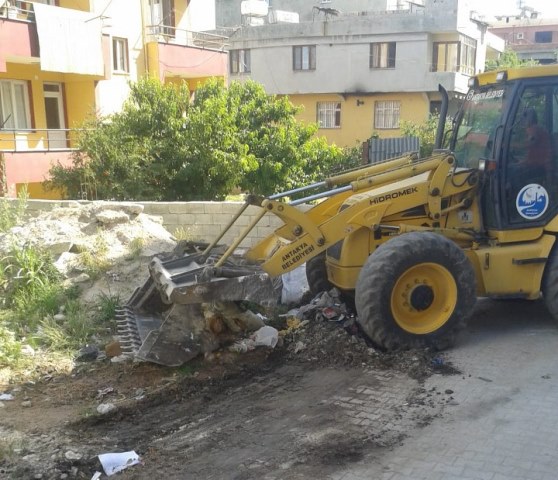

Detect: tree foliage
485,49,539,72
47,78,359,201
400,114,451,158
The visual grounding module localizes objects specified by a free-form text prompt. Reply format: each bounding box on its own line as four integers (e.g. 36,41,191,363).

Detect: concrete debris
97,403,116,415
20,344,36,357
64,450,83,461
110,354,133,364
76,344,100,362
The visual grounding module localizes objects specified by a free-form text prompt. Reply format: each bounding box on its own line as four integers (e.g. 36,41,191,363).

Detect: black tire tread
542,242,558,319
355,232,476,350
306,252,332,296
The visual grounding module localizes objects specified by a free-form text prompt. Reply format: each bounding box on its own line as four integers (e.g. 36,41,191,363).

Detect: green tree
485,49,539,72
47,78,357,201
400,114,452,158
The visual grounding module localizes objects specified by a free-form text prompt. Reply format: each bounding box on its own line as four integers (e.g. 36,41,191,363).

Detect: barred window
317,102,341,129
374,101,400,129
230,49,251,74
293,45,316,71
370,42,396,69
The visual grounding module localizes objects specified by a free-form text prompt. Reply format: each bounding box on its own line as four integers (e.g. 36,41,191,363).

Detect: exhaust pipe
435,84,449,150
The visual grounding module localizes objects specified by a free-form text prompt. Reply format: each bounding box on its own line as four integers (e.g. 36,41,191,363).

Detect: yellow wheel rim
390,262,457,335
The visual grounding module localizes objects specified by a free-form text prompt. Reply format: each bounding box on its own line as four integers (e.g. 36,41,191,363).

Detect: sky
470,0,558,19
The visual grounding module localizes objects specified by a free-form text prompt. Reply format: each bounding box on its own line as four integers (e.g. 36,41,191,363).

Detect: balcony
145,26,229,81
0,128,81,197
0,128,81,152
0,2,39,72
1,1,104,77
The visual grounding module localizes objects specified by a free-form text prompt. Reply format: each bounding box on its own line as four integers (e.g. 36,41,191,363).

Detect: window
112,37,129,73
150,0,175,37
374,101,400,129
293,45,316,71
516,32,524,40
317,102,341,128
535,31,552,43
0,80,31,130
370,42,396,69
432,35,476,75
230,49,251,74
460,36,476,75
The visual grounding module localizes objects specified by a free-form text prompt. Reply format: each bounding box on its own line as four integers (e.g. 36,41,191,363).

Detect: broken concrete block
96,210,130,226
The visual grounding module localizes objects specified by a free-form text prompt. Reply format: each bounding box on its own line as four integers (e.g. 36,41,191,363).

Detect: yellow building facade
0,0,228,198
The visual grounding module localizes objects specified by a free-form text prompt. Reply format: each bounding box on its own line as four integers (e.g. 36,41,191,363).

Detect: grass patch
173,226,192,241
93,290,122,327
76,235,111,279
0,185,28,233
127,236,145,259
0,243,110,382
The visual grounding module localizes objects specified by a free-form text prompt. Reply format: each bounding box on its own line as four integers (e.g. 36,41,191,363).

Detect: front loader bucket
116,251,280,366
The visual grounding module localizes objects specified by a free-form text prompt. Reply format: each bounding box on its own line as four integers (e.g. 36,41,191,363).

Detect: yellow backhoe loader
117,65,558,366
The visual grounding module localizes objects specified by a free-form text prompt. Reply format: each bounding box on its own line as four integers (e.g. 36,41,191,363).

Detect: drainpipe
140,0,149,75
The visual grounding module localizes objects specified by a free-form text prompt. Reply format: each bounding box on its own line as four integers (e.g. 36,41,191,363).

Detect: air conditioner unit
517,32,524,40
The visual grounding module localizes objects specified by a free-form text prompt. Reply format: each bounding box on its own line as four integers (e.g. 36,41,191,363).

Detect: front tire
306,252,332,296
355,232,476,350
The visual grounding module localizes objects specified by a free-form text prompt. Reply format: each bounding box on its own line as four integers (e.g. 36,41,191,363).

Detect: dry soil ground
0,317,460,480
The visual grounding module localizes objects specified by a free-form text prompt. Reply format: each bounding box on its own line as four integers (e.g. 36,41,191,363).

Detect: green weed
76,235,111,279
0,185,28,233
127,236,145,259
1,244,62,316
94,290,122,327
173,225,195,241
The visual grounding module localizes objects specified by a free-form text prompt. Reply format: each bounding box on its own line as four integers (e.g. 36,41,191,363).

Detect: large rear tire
306,252,332,296
542,244,558,319
355,232,476,350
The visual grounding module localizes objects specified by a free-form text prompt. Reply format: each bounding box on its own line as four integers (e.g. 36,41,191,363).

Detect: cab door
500,81,558,228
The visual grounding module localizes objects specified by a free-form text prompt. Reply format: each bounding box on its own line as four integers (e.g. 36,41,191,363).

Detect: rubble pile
0,201,177,301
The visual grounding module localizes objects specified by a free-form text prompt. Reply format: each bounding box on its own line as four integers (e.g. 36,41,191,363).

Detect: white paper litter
0,393,14,401
98,451,140,476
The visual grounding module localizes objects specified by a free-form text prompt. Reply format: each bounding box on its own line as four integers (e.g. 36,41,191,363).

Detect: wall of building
2,151,74,197
183,0,216,31
290,92,429,146
93,0,146,115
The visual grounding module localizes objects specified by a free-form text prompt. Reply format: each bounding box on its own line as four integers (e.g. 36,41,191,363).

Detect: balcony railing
0,1,35,22
145,25,229,51
0,128,82,152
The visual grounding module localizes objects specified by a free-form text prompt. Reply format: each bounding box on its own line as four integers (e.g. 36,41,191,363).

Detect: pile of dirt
0,201,177,302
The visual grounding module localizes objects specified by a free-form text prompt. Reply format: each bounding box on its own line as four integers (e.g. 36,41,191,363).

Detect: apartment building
0,0,227,198
221,0,504,147
489,13,558,65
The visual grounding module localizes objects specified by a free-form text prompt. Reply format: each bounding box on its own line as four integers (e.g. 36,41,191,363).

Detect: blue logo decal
516,184,549,220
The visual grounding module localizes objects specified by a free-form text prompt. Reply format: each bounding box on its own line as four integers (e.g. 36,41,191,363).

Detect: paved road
332,298,558,480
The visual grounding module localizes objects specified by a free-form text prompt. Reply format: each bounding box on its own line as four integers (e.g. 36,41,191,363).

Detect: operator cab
450,66,558,231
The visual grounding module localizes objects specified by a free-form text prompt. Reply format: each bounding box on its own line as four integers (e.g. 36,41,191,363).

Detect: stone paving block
461,468,495,480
